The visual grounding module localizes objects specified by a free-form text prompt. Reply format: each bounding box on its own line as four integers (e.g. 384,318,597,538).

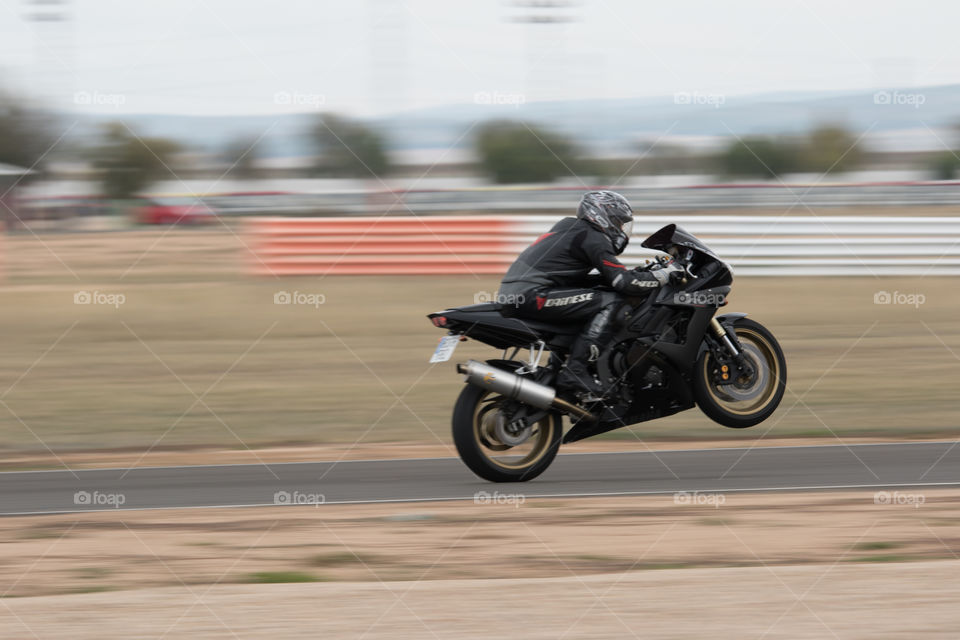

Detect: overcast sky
1,0,958,116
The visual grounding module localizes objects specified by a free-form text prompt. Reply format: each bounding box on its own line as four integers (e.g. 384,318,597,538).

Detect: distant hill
66,84,960,158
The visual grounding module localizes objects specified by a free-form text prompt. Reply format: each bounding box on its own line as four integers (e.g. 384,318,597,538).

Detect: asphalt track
2,441,959,516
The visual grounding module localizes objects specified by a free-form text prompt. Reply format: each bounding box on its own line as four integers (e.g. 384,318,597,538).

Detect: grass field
0,227,957,460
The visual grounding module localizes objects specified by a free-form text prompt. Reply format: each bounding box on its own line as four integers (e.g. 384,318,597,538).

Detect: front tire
693,318,786,428
452,383,562,483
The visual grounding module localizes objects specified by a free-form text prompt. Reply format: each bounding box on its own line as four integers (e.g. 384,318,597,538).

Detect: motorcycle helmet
576,190,634,254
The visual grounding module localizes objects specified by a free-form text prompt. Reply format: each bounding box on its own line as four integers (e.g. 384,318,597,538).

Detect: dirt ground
1,490,958,637
0,273,957,464
0,224,957,466
1,490,957,597
3,561,960,639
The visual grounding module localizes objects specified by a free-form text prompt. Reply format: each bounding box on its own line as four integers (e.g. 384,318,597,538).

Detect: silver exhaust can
456,360,556,410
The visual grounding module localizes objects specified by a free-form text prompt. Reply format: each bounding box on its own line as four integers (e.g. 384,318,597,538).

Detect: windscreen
641,223,722,261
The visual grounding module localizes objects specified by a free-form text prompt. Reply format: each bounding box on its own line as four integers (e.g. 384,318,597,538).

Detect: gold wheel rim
703,328,780,416
472,391,556,470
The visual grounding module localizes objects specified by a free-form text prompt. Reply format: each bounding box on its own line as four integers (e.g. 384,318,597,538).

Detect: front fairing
641,223,722,262
641,223,732,287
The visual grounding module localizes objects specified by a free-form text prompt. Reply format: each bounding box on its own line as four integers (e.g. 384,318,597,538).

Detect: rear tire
452,383,562,483
694,318,786,428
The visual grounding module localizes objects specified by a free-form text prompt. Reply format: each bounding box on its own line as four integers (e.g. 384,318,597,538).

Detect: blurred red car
136,196,216,225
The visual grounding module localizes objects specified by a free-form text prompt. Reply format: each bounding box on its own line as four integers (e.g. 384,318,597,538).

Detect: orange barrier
246,216,515,276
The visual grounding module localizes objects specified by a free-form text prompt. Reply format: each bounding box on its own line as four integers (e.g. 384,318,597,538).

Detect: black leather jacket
498,217,665,297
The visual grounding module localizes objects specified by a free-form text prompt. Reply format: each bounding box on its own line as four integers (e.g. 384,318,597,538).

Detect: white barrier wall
514,216,960,276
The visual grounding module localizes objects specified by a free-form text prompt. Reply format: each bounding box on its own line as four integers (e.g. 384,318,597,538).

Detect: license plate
430,335,460,363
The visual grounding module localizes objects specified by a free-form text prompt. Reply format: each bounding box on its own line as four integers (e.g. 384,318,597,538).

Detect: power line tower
367,0,408,116
506,1,580,105
23,0,75,109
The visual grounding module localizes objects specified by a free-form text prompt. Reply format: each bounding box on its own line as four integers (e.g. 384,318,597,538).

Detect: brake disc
719,348,766,402
494,413,533,446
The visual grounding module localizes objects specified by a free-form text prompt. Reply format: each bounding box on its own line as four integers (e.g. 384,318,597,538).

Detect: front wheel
452,384,562,483
693,318,787,428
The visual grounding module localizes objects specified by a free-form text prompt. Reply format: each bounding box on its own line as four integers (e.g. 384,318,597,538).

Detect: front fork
709,318,755,382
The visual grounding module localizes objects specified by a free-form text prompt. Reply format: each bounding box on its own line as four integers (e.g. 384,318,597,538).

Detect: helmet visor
621,219,634,238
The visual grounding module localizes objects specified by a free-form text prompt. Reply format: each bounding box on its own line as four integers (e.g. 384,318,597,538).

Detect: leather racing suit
497,216,673,396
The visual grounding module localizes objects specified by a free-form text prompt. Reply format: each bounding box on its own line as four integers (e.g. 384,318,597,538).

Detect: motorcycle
428,223,787,483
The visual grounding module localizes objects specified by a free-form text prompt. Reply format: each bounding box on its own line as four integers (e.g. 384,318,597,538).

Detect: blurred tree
93,123,181,200
929,152,960,180
718,136,799,179
636,140,694,176
0,89,58,171
475,121,582,184
311,114,389,178
928,120,960,180
221,135,261,180
801,124,863,174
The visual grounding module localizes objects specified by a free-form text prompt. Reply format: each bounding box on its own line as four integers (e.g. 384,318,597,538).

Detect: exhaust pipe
456,360,596,422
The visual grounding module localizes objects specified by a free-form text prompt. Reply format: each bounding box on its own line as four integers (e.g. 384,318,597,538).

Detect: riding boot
556,302,617,398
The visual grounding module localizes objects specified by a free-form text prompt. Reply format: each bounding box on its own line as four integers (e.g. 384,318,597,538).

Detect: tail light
431,316,447,327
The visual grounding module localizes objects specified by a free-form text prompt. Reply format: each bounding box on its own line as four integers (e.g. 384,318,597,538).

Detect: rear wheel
452,384,562,483
693,318,786,428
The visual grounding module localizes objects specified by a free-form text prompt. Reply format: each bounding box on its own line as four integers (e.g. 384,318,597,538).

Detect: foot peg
576,392,604,403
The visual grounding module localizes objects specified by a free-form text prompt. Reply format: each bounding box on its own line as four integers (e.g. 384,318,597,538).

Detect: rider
497,190,682,399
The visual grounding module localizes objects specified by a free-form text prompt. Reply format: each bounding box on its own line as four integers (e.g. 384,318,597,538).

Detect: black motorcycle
428,224,787,483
